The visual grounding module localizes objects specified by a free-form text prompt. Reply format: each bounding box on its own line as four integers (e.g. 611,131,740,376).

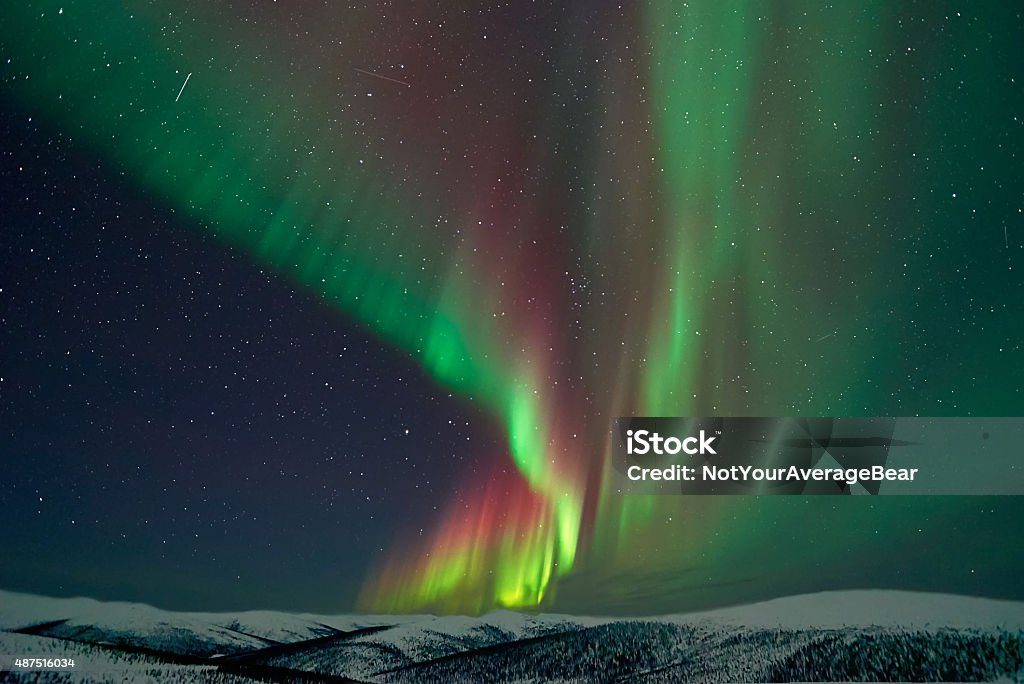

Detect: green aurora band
3,0,1021,613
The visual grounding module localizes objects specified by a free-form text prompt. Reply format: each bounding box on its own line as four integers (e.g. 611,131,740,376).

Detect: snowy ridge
0,589,414,657
1,589,1022,682
678,589,1024,631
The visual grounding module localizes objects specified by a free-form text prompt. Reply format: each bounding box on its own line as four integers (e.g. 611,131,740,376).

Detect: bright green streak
2,0,581,611
639,0,758,416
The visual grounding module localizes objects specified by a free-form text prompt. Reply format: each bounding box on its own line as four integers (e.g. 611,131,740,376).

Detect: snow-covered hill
1,589,1022,682
0,589,413,657
680,589,1024,630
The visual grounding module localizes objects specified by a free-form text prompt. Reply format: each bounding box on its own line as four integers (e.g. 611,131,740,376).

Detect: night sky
1,1,1023,616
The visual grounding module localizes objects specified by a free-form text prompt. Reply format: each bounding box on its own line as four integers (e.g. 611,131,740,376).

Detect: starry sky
1,0,1022,615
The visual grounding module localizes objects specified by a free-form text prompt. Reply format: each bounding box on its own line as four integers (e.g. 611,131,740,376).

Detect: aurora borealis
1,1,1022,615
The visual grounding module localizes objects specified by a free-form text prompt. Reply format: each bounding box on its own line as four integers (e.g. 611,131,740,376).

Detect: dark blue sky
0,110,501,610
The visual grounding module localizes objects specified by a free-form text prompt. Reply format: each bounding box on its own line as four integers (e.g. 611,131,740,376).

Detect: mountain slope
1,589,1022,682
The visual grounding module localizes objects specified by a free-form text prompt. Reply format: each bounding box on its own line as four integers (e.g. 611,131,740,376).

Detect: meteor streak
354,67,411,88
175,72,192,102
